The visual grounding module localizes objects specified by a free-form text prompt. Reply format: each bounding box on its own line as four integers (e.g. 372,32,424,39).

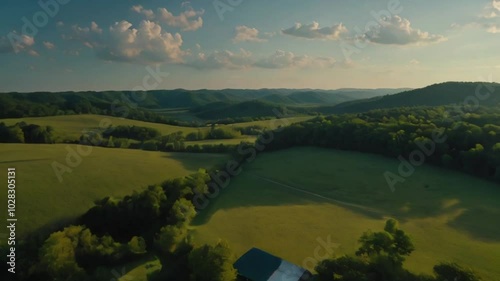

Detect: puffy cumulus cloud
486,24,500,33
62,21,185,64
255,50,336,69
363,16,447,45
131,5,155,19
131,5,204,31
282,21,347,40
0,32,35,54
157,7,204,31
188,48,253,69
488,0,500,15
43,41,55,50
233,26,266,43
186,49,336,70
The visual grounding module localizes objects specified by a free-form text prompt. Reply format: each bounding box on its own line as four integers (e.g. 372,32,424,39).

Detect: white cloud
43,41,55,50
189,48,253,69
255,50,336,69
493,0,500,11
157,7,204,31
27,49,39,57
0,33,35,54
410,59,420,65
486,24,500,33
131,5,155,19
187,48,336,70
63,20,185,64
233,26,266,43
362,16,447,45
282,21,347,40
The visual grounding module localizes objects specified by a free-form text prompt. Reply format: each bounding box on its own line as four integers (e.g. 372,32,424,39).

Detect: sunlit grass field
191,147,500,280
0,114,313,142
0,144,229,239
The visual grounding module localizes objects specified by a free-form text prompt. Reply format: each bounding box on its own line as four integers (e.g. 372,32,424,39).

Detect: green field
0,144,229,238
0,115,203,141
191,147,500,280
185,137,257,146
0,114,313,142
223,116,314,128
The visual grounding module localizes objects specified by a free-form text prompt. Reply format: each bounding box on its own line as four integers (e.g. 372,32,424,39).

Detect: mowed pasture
191,147,500,280
0,144,229,239
0,114,313,142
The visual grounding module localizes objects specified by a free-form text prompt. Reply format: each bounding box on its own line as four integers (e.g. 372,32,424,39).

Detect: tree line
0,122,54,143
264,106,500,184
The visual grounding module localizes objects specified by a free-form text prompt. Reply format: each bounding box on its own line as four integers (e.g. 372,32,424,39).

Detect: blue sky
0,0,499,92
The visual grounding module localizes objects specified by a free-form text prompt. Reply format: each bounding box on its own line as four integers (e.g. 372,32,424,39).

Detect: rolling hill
318,82,500,114
0,88,408,120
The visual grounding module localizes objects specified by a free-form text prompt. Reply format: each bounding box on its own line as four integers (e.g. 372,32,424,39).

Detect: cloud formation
188,49,336,70
63,21,185,64
43,41,55,50
362,16,446,45
0,33,35,54
255,50,336,69
282,22,347,40
131,5,155,19
233,26,266,43
131,5,204,31
189,49,253,69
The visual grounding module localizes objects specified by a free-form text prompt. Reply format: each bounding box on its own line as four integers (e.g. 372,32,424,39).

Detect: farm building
234,248,312,281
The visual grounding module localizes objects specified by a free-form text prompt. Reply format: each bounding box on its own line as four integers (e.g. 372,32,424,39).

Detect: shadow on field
190,148,500,243
448,207,500,242
161,153,228,172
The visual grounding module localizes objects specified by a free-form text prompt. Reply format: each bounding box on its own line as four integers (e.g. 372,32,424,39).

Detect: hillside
0,144,229,238
0,88,407,121
318,82,500,114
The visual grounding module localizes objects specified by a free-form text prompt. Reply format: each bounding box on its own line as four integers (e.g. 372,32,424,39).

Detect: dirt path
250,174,384,216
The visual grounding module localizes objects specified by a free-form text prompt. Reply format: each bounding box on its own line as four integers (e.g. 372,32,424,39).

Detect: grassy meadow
0,115,203,141
191,147,500,280
0,114,313,142
0,144,229,238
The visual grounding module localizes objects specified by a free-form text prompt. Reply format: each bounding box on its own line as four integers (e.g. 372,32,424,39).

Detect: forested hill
0,88,405,119
318,82,500,114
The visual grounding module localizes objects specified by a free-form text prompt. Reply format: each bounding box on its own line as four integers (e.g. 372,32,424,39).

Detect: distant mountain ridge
317,82,500,114
0,88,408,120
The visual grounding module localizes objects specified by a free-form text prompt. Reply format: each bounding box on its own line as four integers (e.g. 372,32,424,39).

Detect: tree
434,263,481,281
156,225,187,254
39,226,87,281
128,236,147,254
356,219,414,265
188,241,237,281
170,198,197,226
